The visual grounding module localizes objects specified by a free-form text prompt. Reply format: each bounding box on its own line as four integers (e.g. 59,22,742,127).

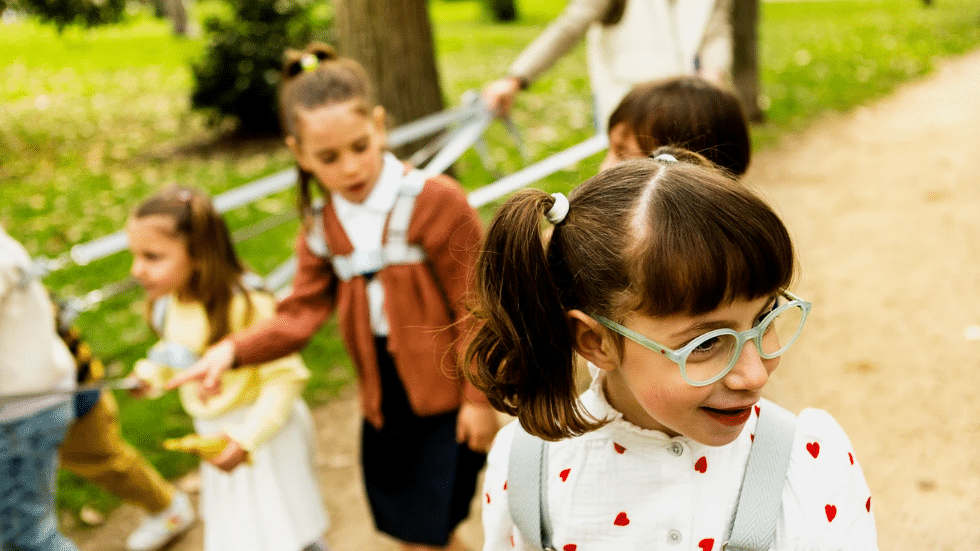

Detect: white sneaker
125,491,196,551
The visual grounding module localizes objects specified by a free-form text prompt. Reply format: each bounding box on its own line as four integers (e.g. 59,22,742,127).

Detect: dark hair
132,185,253,345
278,42,374,215
608,77,752,176
465,151,794,440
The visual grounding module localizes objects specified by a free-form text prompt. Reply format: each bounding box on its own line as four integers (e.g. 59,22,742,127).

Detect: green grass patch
0,0,978,523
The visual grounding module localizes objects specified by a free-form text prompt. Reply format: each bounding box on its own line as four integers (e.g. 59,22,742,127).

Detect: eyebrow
669,295,779,339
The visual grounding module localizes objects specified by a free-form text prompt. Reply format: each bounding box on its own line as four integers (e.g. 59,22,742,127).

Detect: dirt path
68,49,980,550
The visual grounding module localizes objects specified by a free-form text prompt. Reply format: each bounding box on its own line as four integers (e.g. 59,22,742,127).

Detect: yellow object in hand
162,433,251,464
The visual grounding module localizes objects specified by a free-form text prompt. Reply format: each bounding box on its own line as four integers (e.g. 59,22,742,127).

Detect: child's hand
456,402,500,453
127,376,152,399
207,435,249,472
165,338,236,397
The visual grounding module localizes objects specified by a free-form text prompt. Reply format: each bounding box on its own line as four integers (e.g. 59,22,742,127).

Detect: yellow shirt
134,289,309,451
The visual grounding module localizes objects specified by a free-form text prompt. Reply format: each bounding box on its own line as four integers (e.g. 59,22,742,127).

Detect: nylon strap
306,171,427,281
725,403,798,551
508,425,555,551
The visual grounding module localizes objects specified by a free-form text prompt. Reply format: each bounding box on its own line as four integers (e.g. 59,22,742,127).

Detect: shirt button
667,530,683,544
667,442,684,456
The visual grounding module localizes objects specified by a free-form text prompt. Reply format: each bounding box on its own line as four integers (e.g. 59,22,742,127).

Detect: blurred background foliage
1,0,979,525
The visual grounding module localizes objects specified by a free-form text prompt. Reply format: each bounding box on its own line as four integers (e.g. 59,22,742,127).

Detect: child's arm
168,231,337,391
216,357,307,470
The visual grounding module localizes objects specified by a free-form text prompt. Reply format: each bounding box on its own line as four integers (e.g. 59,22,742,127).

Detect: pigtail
466,189,603,441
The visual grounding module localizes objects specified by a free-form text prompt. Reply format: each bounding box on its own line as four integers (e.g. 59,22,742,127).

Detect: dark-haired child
126,186,329,551
601,76,751,176
468,151,878,549
169,43,498,551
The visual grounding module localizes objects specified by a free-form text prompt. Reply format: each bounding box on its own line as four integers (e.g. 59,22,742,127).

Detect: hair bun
282,42,338,79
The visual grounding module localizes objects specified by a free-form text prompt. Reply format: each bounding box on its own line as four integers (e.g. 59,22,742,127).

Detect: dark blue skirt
361,337,486,546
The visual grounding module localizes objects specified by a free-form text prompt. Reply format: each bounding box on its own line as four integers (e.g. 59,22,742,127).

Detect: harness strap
725,403,798,551
305,171,428,281
508,425,555,551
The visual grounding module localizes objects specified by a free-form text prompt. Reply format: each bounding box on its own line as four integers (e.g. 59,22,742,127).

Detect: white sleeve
777,408,879,550
481,421,531,550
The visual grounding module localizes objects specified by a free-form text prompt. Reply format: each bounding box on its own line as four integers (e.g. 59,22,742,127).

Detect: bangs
629,167,794,316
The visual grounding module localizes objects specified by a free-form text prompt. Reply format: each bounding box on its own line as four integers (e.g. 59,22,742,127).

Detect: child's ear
372,105,387,148
284,135,307,170
567,309,619,372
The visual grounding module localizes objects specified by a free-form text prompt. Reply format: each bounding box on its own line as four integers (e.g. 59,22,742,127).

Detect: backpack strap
508,425,555,551
306,172,428,281
725,403,798,551
147,295,199,369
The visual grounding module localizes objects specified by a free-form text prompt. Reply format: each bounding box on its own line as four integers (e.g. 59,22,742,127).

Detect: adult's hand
166,338,236,398
481,77,523,117
456,401,501,453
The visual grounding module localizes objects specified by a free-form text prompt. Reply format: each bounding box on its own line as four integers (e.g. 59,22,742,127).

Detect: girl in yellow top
126,185,330,551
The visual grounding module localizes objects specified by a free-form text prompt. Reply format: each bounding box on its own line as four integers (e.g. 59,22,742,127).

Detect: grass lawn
1,0,978,522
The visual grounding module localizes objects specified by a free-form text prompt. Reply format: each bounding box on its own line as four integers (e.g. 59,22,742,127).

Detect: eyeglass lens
683,303,806,384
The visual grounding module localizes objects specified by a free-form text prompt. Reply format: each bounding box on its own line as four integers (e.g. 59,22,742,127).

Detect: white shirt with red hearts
481,374,878,550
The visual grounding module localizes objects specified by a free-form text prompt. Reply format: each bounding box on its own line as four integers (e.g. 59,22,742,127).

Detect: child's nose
130,259,144,279
341,154,359,176
724,342,771,392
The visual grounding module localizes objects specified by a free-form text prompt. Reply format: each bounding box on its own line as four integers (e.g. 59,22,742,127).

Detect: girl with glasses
467,150,878,550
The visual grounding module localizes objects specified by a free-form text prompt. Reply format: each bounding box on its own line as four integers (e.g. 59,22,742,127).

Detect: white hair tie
653,153,678,163
546,192,569,225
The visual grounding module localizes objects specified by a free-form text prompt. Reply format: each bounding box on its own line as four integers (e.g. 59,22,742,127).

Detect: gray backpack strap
305,198,331,259
508,425,555,551
150,296,169,335
726,403,798,551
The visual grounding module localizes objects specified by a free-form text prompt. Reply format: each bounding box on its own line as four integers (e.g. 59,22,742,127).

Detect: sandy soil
68,48,980,550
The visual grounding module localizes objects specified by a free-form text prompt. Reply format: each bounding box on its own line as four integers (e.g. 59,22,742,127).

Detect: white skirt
194,399,329,551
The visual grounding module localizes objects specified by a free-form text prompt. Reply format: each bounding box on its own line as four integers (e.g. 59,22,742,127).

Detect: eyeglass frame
592,290,812,387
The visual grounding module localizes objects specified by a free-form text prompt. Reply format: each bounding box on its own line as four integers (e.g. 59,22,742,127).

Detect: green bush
12,0,126,29
190,0,332,135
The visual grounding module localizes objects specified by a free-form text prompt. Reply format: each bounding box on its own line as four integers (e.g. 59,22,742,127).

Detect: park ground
64,46,980,550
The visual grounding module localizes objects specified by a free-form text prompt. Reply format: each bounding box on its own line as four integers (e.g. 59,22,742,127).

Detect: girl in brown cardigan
169,44,498,551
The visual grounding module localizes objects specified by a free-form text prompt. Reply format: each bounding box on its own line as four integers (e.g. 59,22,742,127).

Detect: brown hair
132,185,253,345
465,150,794,440
278,42,374,216
608,77,752,176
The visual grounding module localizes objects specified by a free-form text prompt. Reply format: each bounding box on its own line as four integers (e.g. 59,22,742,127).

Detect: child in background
125,186,329,551
600,76,751,175
467,153,878,549
169,43,498,551
0,225,80,551
54,310,195,551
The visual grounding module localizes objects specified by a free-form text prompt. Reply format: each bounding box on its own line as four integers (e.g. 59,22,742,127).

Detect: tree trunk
165,0,188,36
334,0,445,156
731,0,763,122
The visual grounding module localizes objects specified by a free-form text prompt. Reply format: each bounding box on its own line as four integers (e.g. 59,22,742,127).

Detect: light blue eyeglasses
593,290,811,387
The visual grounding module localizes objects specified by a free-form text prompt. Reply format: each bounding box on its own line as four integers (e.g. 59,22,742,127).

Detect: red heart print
825,504,837,522
563,545,577,551
614,442,626,454
848,452,854,465
485,492,490,504
613,512,630,526
503,480,507,490
806,442,820,458
750,433,755,442
866,496,872,512
699,538,715,551
559,468,571,482
754,404,761,416
694,456,707,473
510,534,515,547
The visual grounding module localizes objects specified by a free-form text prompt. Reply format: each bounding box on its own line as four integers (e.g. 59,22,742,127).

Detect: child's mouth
701,406,753,426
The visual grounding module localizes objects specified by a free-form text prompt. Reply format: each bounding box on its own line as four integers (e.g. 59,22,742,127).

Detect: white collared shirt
331,152,404,336
481,372,879,550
